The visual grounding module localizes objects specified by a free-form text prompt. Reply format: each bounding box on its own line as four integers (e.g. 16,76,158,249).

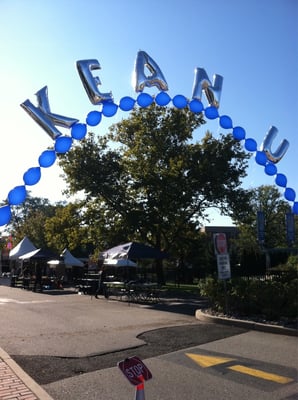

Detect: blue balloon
0,205,12,226
172,95,188,109
293,202,298,215
255,151,267,166
137,93,153,108
284,187,296,202
204,106,219,120
8,186,27,205
102,102,118,117
219,115,233,129
233,126,246,141
23,167,41,185
39,150,56,167
86,111,102,126
275,173,287,187
244,138,257,152
55,136,72,154
264,163,277,176
71,123,87,140
189,99,204,113
155,92,171,106
119,96,135,111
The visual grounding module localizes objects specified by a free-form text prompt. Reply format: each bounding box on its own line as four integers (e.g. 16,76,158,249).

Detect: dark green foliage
7,195,60,249
198,273,298,320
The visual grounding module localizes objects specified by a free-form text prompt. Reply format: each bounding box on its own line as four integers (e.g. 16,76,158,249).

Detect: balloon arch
0,51,296,226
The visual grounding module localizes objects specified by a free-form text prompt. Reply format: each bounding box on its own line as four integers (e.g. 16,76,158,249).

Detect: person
22,266,30,290
33,264,43,292
95,266,107,298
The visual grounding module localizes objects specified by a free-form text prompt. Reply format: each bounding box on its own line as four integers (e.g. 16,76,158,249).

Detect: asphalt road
12,323,247,384
0,282,297,400
0,283,246,383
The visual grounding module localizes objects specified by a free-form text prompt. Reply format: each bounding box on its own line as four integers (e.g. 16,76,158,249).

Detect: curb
195,309,298,337
0,347,54,400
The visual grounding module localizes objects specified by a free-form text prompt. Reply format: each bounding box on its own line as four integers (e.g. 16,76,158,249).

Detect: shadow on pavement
42,289,78,296
141,297,209,316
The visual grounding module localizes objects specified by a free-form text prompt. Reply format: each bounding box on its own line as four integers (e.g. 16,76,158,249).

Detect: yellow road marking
186,353,234,368
228,364,293,384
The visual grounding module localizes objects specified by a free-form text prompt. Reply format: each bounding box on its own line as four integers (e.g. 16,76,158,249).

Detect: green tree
256,185,293,248
235,185,292,248
59,104,251,283
233,185,297,273
6,195,59,249
44,202,90,255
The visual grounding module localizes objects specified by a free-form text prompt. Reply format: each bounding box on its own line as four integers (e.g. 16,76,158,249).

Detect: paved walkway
0,348,53,400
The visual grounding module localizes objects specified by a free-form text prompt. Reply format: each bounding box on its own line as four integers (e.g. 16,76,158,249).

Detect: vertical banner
257,211,265,244
213,233,231,280
286,212,295,245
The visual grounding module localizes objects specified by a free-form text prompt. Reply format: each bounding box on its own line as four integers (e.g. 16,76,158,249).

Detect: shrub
198,273,297,320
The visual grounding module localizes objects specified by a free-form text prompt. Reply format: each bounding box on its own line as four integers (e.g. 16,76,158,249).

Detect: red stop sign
214,233,228,254
118,356,152,386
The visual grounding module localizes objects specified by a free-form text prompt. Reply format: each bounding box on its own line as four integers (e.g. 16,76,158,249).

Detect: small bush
198,273,298,320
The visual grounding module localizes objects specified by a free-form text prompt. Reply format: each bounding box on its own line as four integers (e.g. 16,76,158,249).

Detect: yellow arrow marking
186,354,294,384
186,353,234,368
228,365,293,384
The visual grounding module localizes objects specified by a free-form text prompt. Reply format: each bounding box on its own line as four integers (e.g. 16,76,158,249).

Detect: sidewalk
195,309,298,336
0,347,54,400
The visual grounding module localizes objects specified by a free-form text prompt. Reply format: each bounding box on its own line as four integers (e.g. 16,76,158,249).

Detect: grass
163,282,200,296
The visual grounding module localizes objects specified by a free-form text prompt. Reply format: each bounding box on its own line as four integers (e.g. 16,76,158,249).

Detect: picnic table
105,281,160,303
75,275,99,295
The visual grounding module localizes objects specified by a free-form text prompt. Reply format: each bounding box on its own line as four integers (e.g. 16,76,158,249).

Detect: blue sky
0,0,297,226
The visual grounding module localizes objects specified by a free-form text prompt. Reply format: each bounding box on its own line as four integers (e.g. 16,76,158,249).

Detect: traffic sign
213,233,228,254
216,254,231,280
118,356,152,386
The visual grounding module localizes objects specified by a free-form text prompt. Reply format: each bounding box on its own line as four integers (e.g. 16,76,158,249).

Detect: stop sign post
118,356,152,400
118,356,152,386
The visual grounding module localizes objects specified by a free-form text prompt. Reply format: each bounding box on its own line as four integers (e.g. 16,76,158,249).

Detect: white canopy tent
61,249,84,268
9,237,37,260
102,258,138,283
47,249,84,269
47,249,85,284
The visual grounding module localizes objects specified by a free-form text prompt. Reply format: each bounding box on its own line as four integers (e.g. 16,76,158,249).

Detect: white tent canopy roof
9,237,37,260
61,249,84,267
48,249,84,268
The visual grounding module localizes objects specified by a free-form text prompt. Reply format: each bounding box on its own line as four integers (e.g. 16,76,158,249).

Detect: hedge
198,273,297,320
